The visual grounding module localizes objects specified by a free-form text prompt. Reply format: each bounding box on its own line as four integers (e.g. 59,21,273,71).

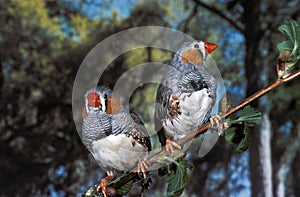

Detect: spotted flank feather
126,126,151,150
127,112,152,151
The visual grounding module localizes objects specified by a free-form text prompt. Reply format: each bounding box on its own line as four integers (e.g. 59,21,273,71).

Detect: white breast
163,89,213,141
91,134,148,171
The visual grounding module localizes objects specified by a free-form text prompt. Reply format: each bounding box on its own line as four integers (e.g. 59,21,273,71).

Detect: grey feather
82,110,112,149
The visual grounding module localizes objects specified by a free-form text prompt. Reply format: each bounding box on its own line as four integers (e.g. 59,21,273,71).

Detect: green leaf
165,159,193,197
223,105,261,153
277,19,300,58
82,171,138,197
115,179,134,196
223,123,251,153
240,105,262,126
223,127,237,145
235,125,251,153
227,105,262,126
108,172,135,196
82,185,102,197
277,40,293,52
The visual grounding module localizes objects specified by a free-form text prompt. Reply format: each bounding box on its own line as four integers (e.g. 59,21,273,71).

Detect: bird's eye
194,44,199,49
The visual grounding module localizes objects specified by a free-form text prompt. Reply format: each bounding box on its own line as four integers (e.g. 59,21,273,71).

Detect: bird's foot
209,115,227,135
137,159,149,179
96,171,115,197
166,138,181,153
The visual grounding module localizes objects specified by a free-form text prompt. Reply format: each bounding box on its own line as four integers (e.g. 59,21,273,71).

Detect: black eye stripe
104,94,108,108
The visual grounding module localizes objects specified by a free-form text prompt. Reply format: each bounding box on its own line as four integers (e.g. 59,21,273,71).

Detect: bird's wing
110,111,129,135
110,110,151,151
130,111,152,152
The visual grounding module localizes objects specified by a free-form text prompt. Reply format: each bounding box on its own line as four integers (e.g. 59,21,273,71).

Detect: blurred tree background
1,0,300,196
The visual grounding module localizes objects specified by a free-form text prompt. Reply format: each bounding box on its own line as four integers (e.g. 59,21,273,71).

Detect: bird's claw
209,115,225,135
166,138,181,153
96,171,115,197
136,159,149,179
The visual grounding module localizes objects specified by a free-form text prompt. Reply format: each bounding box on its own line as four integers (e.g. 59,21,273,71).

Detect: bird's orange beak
205,42,218,54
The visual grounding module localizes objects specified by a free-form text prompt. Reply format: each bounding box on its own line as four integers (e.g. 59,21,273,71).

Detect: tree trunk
250,114,273,197
275,121,300,197
242,0,273,196
0,62,3,89
292,151,300,197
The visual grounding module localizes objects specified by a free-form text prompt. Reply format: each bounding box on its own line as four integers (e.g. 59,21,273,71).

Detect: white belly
91,134,148,171
163,89,213,140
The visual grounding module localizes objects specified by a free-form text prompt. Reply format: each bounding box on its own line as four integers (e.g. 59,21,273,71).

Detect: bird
81,86,151,197
155,40,223,156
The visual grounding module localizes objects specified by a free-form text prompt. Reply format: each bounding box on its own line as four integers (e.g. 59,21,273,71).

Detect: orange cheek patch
181,56,190,63
82,106,88,119
181,49,203,66
106,96,121,114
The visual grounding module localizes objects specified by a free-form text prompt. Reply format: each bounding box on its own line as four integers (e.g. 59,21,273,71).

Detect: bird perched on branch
155,40,223,156
81,86,151,197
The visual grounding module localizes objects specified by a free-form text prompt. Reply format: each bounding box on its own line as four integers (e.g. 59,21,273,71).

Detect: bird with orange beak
155,41,222,155
81,86,151,197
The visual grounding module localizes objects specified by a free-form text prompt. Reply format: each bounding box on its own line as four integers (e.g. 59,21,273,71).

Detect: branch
181,3,199,33
105,69,300,193
192,0,244,33
177,70,300,145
